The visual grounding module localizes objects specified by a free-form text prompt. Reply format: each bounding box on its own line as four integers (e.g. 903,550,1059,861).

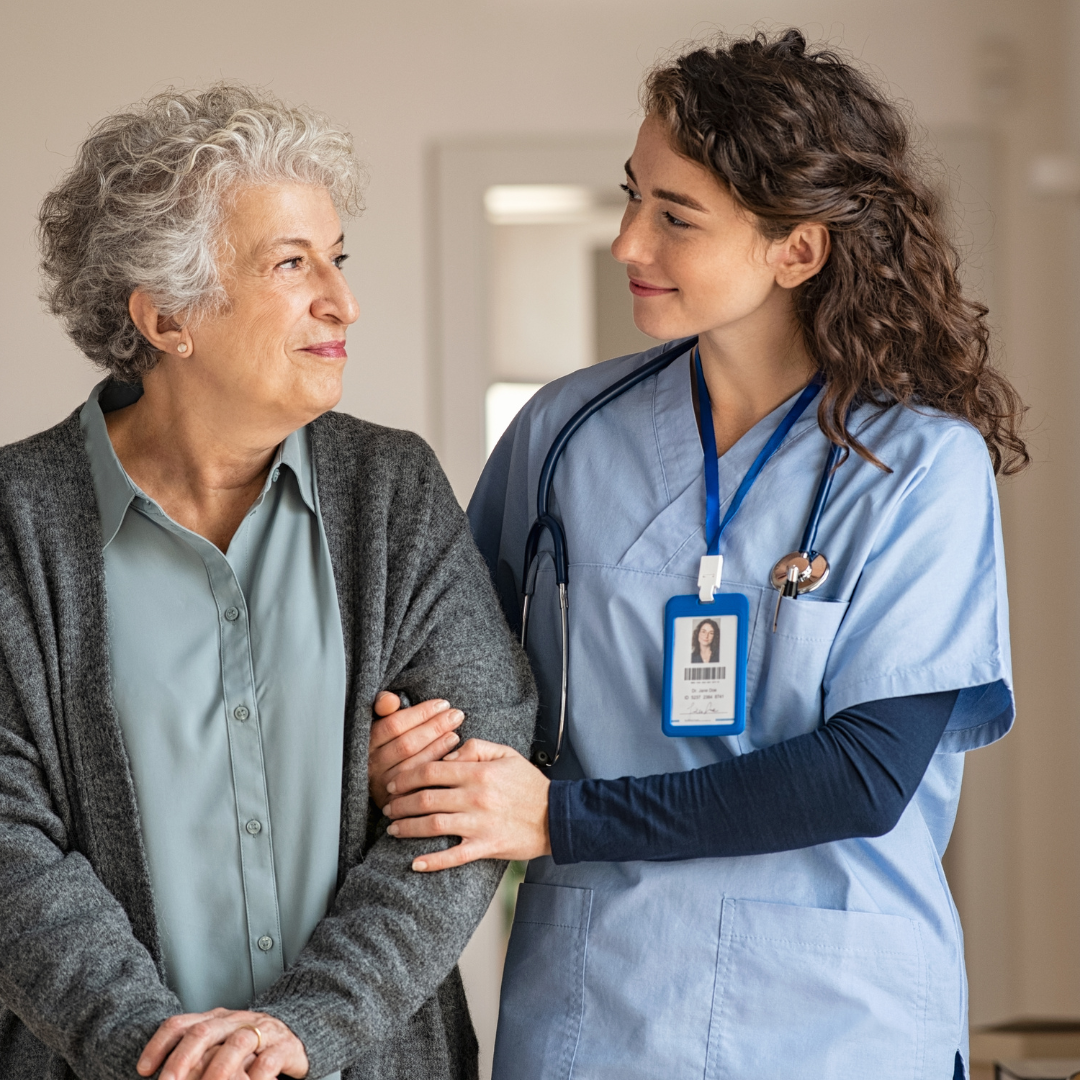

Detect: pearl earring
177,343,188,354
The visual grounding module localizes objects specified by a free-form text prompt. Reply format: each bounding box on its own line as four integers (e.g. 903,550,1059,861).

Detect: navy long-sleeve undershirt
548,689,976,864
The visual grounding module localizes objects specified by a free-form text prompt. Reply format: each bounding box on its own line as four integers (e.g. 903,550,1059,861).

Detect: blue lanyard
694,348,822,557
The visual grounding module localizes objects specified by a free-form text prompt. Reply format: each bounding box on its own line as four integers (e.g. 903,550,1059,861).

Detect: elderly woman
0,85,535,1080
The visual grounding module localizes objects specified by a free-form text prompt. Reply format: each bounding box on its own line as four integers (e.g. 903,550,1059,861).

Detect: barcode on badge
684,666,726,681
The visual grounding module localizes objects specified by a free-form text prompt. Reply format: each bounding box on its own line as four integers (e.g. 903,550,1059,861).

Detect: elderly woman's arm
245,433,537,1078
0,652,181,1080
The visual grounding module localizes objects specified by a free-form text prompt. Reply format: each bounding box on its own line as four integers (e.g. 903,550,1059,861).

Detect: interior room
4,1,1080,1077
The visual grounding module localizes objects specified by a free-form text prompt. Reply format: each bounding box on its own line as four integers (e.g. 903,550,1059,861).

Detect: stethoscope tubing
524,337,699,591
799,440,844,557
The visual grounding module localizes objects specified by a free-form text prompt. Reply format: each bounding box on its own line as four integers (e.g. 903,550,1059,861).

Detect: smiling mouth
300,340,347,358
629,278,677,297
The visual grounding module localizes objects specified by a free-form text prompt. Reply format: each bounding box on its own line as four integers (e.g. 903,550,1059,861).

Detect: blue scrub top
469,341,1013,1080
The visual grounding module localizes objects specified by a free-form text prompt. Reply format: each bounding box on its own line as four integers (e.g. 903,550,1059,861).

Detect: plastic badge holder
661,591,748,737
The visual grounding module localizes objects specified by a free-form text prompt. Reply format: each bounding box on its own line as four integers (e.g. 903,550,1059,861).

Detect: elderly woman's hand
369,692,465,810
138,1008,308,1080
383,739,552,871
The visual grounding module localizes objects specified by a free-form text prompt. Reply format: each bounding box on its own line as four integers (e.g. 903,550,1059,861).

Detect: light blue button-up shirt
81,382,346,1077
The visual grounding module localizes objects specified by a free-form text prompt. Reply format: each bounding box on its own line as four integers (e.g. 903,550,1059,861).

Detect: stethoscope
520,336,843,767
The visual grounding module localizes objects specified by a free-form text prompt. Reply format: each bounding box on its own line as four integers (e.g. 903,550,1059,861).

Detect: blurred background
5,0,1080,1075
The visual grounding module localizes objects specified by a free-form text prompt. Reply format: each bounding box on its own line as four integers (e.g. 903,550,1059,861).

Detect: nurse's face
611,117,820,344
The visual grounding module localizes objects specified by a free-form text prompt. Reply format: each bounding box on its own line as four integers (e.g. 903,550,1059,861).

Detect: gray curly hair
38,83,365,381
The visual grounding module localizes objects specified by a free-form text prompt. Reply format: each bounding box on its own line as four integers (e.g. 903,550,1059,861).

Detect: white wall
3,0,1077,1043
491,214,622,382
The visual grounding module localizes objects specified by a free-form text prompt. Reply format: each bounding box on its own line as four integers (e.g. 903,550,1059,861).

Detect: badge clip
698,554,723,603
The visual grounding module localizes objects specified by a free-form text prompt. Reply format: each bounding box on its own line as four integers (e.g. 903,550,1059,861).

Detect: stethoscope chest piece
771,551,830,595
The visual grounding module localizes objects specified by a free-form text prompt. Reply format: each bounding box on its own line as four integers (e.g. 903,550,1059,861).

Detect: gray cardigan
0,406,537,1080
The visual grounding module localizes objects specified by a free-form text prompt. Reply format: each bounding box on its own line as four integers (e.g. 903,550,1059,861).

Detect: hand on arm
382,690,979,867
384,739,552,871
368,692,465,810
138,1008,308,1080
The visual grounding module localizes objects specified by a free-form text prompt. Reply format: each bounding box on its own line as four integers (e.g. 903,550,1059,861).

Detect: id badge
661,590,748,737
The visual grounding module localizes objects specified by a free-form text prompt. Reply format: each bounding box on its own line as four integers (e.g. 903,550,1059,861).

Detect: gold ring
239,1024,263,1053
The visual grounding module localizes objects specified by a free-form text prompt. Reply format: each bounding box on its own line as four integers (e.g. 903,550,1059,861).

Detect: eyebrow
266,233,346,249
624,159,709,214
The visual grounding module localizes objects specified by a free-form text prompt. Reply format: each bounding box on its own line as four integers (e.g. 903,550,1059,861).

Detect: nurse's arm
383,741,551,871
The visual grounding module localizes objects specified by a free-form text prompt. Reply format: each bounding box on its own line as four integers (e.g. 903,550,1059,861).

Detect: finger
185,1046,225,1080
387,810,475,839
423,737,510,766
139,1013,214,1075
384,729,463,776
246,1050,278,1080
412,840,489,873
385,758,474,797
370,699,451,748
245,1045,292,1080
457,737,514,760
373,710,463,770
160,1018,244,1080
239,1027,308,1080
444,738,489,763
373,691,401,717
197,1029,260,1080
385,785,473,821
386,748,511,796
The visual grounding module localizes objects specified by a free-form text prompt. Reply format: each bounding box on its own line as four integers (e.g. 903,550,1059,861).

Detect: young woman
373,29,1024,1080
691,618,720,664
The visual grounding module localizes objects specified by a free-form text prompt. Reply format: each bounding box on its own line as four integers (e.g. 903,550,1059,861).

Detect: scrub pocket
747,595,849,746
493,882,593,1080
707,898,926,1080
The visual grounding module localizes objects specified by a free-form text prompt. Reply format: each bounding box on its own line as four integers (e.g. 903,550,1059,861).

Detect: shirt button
245,819,262,835
272,468,280,482
257,935,274,952
224,606,240,622
233,705,250,722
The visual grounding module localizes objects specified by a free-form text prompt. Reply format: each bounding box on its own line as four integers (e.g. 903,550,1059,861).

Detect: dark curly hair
644,29,1028,474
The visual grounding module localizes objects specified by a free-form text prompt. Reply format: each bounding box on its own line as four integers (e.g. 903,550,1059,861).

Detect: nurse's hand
369,692,465,810
383,740,551,871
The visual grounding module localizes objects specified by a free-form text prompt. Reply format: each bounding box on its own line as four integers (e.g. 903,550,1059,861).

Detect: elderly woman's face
187,182,359,425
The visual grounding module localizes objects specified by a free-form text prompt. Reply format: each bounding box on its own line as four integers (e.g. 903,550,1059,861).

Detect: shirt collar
279,426,317,514
80,380,318,548
81,382,140,549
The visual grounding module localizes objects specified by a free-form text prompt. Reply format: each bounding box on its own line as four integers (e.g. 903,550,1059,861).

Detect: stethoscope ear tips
531,748,553,768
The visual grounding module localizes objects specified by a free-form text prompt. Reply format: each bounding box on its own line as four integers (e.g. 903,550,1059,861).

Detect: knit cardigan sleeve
253,420,538,1077
0,667,179,1079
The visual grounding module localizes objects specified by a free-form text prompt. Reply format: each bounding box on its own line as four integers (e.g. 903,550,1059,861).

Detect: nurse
377,28,1025,1080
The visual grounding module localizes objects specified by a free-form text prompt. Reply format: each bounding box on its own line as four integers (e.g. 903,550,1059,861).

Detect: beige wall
0,0,1017,442
946,0,1080,1024
3,0,1078,1037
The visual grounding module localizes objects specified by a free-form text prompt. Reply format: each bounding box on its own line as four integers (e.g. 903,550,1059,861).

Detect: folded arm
0,657,180,1080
